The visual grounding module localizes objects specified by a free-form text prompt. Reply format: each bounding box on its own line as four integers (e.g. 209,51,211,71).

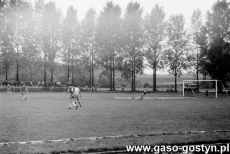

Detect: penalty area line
1,130,230,146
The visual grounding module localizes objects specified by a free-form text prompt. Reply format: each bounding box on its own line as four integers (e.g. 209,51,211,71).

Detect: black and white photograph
0,0,230,153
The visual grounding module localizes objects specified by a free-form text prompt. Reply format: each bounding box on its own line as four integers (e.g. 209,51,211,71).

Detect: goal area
182,80,229,98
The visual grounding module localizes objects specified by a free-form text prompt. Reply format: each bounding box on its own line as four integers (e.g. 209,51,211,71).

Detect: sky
38,0,216,24
31,0,217,74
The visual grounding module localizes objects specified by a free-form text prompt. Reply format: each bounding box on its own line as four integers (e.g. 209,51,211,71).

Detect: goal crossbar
183,80,218,98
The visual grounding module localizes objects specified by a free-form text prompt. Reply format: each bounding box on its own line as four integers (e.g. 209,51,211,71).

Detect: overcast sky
32,0,217,75
39,0,216,25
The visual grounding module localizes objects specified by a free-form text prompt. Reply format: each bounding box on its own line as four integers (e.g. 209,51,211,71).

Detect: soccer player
20,82,28,101
66,86,82,110
136,88,148,103
6,83,12,95
73,86,82,108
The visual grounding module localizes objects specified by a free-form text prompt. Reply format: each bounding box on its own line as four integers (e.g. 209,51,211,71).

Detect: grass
0,92,230,153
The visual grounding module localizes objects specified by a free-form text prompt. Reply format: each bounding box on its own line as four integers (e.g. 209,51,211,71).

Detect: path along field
0,92,230,153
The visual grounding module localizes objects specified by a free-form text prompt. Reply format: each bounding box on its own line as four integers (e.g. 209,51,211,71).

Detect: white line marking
114,96,186,100
155,97,186,99
1,130,230,146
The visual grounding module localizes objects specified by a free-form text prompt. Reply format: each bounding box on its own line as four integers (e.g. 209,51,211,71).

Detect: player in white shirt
6,83,12,95
66,86,82,110
20,82,28,101
135,88,148,103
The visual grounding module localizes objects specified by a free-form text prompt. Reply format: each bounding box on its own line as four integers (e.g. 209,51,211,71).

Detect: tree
144,4,165,92
0,0,14,81
20,2,42,82
196,26,209,79
188,9,204,90
81,8,96,88
203,0,230,83
8,0,29,84
41,2,61,83
95,2,122,91
0,39,14,81
164,14,188,92
191,9,203,76
62,6,80,85
122,2,144,91
31,0,46,83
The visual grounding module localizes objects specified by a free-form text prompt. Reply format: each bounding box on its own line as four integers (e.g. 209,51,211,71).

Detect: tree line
0,0,229,92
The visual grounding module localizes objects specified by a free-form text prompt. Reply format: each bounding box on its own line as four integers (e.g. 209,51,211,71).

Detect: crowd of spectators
1,80,63,87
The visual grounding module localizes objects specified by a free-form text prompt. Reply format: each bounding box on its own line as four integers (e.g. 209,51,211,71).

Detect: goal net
183,80,219,98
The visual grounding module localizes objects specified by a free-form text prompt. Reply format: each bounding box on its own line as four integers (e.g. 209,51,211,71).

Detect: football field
0,92,230,153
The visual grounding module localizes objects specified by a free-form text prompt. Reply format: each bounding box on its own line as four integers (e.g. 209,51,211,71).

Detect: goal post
183,80,218,98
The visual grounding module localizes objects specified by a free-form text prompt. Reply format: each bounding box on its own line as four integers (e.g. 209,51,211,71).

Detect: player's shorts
70,94,79,100
7,88,11,92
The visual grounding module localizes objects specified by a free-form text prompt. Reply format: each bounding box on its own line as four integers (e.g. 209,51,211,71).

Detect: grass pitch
0,92,230,153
